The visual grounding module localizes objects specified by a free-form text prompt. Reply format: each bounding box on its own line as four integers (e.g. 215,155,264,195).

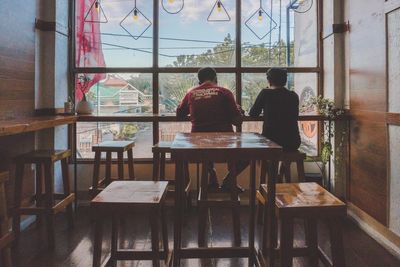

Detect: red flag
75,0,106,101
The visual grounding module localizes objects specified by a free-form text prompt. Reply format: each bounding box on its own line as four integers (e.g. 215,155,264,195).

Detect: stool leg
329,218,345,267
153,151,160,181
283,161,292,183
105,152,112,185
13,162,24,246
127,148,135,180
257,161,268,225
151,209,160,267
160,153,166,181
61,158,74,228
296,160,305,182
44,162,55,249
305,218,318,267
280,217,294,267
110,216,118,267
198,162,208,247
0,183,12,267
161,206,169,258
184,162,191,209
92,151,101,194
117,152,124,180
35,163,43,226
93,218,103,267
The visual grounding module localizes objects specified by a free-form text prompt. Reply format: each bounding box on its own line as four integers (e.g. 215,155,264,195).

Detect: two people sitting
176,67,301,192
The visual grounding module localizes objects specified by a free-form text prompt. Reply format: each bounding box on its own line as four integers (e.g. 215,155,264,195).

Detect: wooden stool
259,183,346,267
90,141,135,198
257,151,306,223
91,181,170,267
0,172,13,267
197,162,241,247
13,150,75,249
152,142,191,209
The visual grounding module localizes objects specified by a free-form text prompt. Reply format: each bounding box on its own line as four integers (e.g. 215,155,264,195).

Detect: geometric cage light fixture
84,0,108,24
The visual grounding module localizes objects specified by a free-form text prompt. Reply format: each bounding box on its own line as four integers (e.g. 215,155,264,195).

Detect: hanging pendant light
207,0,231,22
84,0,108,23
291,0,313,13
245,0,277,40
120,0,152,40
161,0,184,14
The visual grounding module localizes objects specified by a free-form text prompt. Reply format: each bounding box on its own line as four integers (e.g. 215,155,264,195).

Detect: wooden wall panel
0,0,37,208
348,0,388,225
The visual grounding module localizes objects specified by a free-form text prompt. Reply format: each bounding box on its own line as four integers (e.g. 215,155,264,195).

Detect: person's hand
237,104,245,116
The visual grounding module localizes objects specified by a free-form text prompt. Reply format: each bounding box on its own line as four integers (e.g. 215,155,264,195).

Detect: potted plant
301,96,345,189
76,75,94,115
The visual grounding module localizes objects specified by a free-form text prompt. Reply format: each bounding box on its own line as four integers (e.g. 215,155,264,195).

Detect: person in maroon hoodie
176,67,247,192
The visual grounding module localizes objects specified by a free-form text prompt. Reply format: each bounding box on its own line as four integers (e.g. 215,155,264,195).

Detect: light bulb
95,1,100,13
217,1,222,12
258,10,263,21
133,9,139,21
168,0,175,3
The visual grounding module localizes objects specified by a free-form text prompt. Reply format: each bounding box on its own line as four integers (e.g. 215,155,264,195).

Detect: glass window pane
75,0,153,67
159,122,191,141
159,0,236,67
159,73,236,115
76,73,152,115
241,0,317,67
77,122,153,159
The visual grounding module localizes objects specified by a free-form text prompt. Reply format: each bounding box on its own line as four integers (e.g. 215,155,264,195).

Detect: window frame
70,0,324,161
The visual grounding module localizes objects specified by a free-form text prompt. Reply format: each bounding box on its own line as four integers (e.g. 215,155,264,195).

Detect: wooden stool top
261,182,346,217
0,172,8,183
16,149,71,163
152,141,172,153
92,141,135,152
279,150,306,161
91,181,168,210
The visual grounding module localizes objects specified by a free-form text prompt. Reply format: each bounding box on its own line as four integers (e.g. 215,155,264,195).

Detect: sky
79,0,313,67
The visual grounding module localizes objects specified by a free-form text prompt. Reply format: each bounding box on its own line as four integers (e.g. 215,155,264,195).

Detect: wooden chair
257,151,306,223
13,150,75,249
0,172,13,267
197,162,241,247
91,181,170,267
90,141,135,198
259,182,346,267
152,142,191,209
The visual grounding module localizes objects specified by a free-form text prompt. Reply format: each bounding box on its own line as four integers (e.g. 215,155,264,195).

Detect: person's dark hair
198,67,217,84
266,68,288,87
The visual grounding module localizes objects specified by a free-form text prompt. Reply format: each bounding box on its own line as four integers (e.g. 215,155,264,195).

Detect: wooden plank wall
0,0,37,206
348,0,388,225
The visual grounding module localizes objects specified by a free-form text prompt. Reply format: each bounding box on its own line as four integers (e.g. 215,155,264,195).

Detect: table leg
266,160,278,267
249,160,256,267
173,159,184,267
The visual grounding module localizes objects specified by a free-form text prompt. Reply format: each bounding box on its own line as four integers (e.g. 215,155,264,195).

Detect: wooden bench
0,172,13,267
259,182,346,267
152,142,191,209
90,141,135,198
91,181,170,267
13,150,75,249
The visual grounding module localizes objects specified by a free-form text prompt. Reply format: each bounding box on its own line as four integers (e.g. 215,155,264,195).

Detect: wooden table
0,115,78,207
0,115,77,137
170,132,282,266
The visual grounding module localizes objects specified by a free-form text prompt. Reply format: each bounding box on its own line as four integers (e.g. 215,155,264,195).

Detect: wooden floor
13,206,400,267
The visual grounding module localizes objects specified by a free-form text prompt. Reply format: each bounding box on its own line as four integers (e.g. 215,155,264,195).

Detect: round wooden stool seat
91,181,171,267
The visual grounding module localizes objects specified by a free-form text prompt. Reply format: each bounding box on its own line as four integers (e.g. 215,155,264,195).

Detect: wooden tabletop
0,115,77,137
170,132,282,161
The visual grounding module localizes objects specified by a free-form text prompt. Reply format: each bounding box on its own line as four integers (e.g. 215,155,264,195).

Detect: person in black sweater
249,68,301,151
